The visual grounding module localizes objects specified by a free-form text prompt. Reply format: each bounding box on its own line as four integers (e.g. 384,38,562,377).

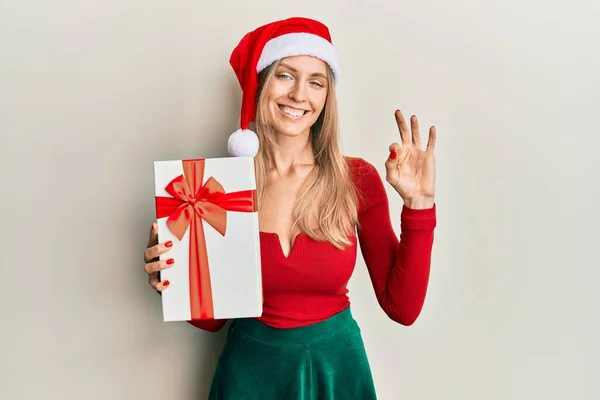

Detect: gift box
153,157,262,322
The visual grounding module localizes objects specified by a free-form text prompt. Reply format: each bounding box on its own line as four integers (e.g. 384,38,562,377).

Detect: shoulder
345,156,380,183
344,156,388,213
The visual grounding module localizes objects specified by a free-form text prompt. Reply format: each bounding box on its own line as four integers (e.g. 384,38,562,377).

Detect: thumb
147,222,158,247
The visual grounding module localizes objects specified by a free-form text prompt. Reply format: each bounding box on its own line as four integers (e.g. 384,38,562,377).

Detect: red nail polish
163,280,170,287
166,258,174,265
165,241,173,247
390,150,397,160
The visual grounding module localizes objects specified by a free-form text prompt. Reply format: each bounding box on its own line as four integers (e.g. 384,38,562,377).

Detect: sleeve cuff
401,203,437,230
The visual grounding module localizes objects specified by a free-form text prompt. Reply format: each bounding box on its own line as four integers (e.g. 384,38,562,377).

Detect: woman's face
265,55,329,138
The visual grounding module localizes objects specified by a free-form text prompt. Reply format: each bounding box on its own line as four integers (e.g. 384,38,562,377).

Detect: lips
278,104,309,119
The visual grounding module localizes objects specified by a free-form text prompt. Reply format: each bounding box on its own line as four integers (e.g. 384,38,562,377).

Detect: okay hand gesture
385,109,436,209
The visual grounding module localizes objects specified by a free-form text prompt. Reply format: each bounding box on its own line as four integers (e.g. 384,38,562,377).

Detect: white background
1,1,599,399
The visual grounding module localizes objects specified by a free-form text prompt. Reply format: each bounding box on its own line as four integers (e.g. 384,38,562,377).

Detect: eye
275,73,292,80
310,80,325,88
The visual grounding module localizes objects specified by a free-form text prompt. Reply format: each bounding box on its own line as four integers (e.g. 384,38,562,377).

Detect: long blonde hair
252,60,359,249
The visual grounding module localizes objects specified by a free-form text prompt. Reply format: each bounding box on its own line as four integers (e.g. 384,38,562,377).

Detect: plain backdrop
1,1,599,399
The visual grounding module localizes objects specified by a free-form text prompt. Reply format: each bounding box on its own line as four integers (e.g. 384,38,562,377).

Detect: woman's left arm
356,109,437,326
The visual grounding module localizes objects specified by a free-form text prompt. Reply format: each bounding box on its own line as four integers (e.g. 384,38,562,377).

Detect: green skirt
208,307,378,399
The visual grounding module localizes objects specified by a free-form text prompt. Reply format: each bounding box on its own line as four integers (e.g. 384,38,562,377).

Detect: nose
289,81,307,103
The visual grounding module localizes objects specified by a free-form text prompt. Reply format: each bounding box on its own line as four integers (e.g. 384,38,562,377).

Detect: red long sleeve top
188,157,436,332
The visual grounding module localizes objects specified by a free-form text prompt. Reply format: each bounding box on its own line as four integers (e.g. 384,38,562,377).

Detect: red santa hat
227,17,340,157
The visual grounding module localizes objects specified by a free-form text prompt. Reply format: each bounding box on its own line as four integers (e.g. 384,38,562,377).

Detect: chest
259,168,316,257
259,232,358,293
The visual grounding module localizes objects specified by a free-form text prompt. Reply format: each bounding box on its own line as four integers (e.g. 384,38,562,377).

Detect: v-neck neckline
260,231,305,260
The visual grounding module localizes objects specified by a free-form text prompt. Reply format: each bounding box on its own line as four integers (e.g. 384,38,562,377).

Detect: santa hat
227,17,340,157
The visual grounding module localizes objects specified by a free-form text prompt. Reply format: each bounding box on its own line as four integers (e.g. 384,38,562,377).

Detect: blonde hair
252,60,359,249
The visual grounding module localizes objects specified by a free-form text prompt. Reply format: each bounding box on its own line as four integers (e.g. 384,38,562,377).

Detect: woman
143,17,437,399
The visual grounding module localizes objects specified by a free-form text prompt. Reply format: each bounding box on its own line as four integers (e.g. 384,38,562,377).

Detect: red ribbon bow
155,159,257,319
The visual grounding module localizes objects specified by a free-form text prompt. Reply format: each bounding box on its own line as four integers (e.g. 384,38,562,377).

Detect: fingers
145,222,173,293
426,126,437,152
155,280,170,292
388,142,401,159
395,109,434,151
395,109,422,148
144,240,173,263
394,109,410,146
410,115,421,149
385,142,402,176
144,257,175,274
149,272,170,292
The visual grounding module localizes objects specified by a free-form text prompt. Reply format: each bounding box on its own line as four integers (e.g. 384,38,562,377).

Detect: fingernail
163,280,170,287
166,258,174,265
165,241,173,247
390,150,397,160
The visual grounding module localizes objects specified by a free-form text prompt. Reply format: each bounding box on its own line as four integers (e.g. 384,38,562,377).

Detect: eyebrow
278,62,327,79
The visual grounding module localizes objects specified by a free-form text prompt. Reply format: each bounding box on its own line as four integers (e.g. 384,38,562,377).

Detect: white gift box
153,157,262,322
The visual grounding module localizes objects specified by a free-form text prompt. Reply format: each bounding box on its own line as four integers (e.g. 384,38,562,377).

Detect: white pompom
227,128,259,157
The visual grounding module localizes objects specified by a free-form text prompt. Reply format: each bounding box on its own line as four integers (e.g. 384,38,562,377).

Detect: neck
271,129,314,173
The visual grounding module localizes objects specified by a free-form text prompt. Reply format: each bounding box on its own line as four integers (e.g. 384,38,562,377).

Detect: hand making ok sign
385,109,436,209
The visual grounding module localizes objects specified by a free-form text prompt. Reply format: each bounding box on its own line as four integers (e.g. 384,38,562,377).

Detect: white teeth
280,106,305,117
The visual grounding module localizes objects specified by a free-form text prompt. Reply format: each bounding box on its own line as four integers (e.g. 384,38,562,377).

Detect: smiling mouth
278,104,309,119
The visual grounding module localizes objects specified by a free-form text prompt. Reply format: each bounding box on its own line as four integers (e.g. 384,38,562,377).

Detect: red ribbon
155,159,257,319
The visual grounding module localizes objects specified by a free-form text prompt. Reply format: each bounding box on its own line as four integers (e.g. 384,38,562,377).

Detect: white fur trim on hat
227,128,259,157
256,32,340,82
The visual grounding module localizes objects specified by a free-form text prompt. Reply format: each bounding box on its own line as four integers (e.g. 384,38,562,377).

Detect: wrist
403,196,435,209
